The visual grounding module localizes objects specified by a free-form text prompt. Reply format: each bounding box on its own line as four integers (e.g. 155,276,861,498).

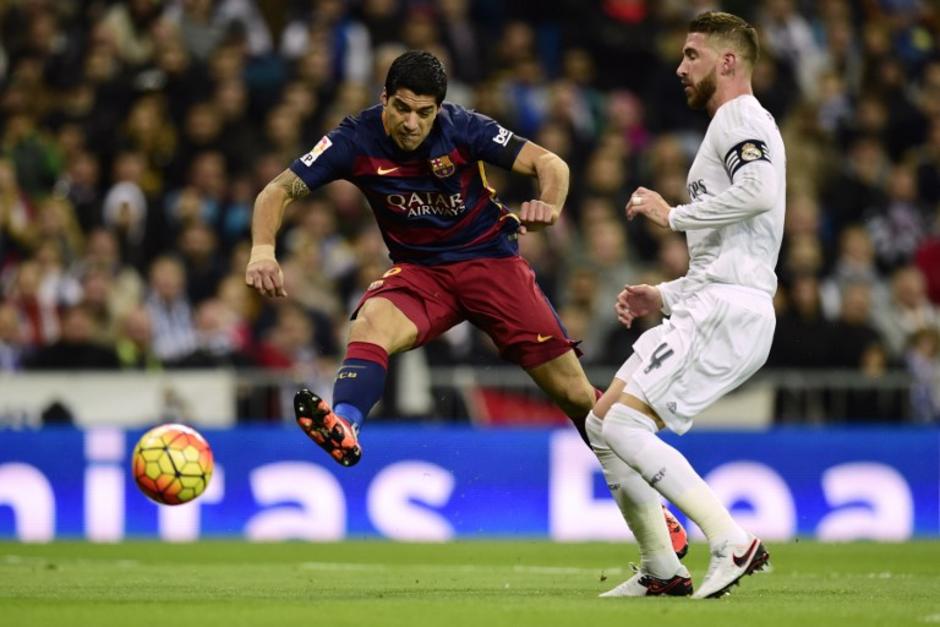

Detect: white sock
586,411,683,578
601,403,749,550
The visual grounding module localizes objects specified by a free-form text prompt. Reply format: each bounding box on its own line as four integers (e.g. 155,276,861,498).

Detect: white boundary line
1,555,139,567
298,561,625,576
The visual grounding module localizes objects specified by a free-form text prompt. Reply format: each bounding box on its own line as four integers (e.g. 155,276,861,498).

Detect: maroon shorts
352,256,579,369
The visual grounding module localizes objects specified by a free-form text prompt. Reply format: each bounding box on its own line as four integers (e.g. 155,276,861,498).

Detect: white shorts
614,283,776,435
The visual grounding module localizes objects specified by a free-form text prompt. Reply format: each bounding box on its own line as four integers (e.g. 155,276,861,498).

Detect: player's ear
721,51,736,76
380,89,388,106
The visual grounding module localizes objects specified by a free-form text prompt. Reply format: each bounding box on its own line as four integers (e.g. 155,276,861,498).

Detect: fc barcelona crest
430,155,455,178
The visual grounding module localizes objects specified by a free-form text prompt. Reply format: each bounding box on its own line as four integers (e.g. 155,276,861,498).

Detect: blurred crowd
0,0,939,423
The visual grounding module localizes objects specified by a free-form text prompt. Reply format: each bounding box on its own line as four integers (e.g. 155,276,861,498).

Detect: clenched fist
517,199,558,234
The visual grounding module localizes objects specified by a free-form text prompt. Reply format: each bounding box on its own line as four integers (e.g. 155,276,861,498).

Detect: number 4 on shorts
643,342,674,374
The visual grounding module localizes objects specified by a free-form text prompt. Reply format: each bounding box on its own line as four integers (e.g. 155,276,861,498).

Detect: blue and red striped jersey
288,103,527,265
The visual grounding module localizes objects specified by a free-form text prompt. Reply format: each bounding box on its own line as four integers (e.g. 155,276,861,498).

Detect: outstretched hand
516,199,558,235
245,246,288,298
615,284,663,328
625,187,671,228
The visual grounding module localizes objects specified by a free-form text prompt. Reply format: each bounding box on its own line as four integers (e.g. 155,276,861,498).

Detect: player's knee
553,384,596,420
583,411,608,452
348,313,381,343
351,300,417,352
603,401,659,454
349,315,406,352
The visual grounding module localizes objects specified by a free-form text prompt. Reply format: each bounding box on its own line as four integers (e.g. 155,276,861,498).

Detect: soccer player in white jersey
588,12,784,598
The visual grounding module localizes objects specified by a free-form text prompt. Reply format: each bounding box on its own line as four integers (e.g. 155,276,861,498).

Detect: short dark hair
384,50,448,105
689,12,760,67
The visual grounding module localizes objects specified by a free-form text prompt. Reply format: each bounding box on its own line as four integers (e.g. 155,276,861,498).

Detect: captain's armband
723,139,771,181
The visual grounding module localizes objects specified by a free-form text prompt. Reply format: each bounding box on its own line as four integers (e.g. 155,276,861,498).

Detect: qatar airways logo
386,192,466,218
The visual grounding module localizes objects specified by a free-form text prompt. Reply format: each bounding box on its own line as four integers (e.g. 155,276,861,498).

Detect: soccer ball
131,423,214,506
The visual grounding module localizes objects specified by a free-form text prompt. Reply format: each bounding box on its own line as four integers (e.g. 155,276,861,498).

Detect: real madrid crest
740,142,762,161
430,155,455,178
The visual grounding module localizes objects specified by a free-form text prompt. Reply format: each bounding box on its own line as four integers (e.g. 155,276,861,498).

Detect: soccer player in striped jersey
246,50,687,559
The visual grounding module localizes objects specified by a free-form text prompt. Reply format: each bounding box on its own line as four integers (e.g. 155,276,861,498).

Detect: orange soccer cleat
294,388,362,467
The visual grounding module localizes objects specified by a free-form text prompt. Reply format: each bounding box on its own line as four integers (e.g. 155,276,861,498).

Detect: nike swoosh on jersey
536,334,553,343
732,539,759,568
377,166,399,175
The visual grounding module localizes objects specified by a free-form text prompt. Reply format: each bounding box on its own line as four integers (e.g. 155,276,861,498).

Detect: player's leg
529,329,687,560
296,264,461,466
526,355,689,576
602,391,750,550
451,256,592,437
552,357,689,595
294,297,417,466
525,350,597,439
526,350,691,573
602,392,768,598
453,257,689,589
601,294,774,597
588,421,691,595
593,376,688,560
334,296,419,425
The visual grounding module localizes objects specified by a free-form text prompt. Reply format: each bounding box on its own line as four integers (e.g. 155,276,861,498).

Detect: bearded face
685,65,718,110
677,32,722,111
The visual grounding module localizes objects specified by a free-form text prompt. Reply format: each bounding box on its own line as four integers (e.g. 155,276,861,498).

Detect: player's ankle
642,552,685,579
708,525,750,551
334,403,363,429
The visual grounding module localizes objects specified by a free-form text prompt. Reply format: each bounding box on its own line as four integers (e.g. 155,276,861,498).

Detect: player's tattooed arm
245,168,310,298
252,169,310,244
272,168,312,201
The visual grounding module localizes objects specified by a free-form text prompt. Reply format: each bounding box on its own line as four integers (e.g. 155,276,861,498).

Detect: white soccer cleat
599,564,693,597
692,535,771,599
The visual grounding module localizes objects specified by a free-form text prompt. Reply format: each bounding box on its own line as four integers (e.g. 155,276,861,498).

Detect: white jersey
659,94,786,314
619,94,785,431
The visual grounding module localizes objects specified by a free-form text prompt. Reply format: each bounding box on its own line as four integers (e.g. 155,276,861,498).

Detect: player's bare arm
245,168,311,298
511,141,570,234
625,186,672,229
615,284,663,329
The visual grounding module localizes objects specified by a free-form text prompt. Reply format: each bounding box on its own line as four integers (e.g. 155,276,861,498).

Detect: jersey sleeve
669,108,780,231
714,109,775,184
656,276,689,316
288,122,357,190
458,108,527,170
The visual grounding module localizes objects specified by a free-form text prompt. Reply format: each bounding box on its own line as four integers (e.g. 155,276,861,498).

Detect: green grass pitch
2,541,938,627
